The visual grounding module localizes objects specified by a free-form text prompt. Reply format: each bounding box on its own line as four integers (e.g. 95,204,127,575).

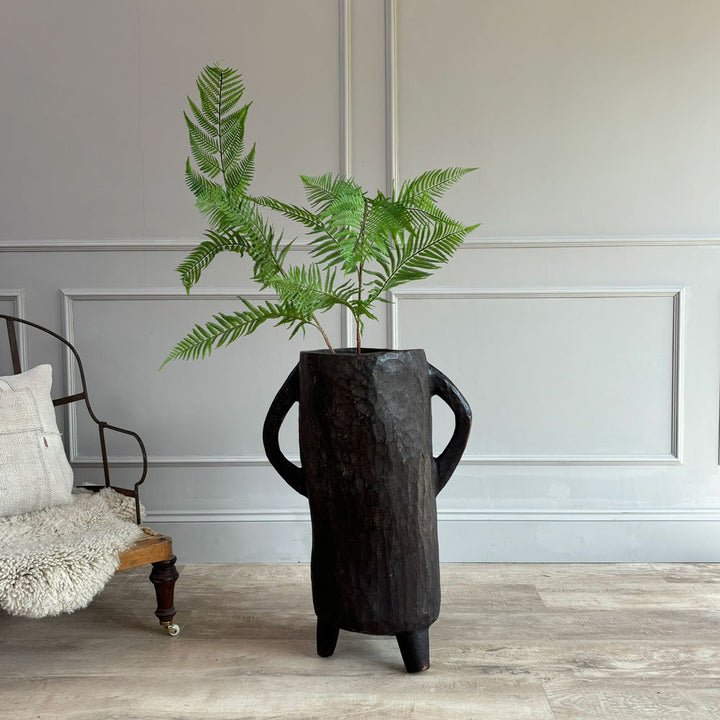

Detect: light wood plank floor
2,563,720,719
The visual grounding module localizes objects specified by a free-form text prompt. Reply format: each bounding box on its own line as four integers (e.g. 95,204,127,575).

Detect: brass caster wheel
163,622,181,637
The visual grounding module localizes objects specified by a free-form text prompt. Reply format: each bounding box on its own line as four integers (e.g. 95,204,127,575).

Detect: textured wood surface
2,563,720,718
264,350,472,666
298,349,440,636
116,528,173,572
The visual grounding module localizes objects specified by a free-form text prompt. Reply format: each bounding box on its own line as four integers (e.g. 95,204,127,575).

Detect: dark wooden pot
263,349,471,672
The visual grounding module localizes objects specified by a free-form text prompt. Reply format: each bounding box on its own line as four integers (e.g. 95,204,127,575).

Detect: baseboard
146,509,720,563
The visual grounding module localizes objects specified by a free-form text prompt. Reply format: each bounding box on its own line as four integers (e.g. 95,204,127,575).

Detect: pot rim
300,347,425,358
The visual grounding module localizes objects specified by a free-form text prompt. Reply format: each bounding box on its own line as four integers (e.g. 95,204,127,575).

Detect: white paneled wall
2,1,720,561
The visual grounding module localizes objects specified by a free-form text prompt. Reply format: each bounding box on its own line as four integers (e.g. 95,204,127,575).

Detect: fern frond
307,232,355,272
190,138,222,178
175,229,249,291
185,158,222,200
219,200,284,286
300,173,335,210
219,104,251,173
186,96,217,137
200,194,291,293
187,64,251,189
296,176,372,273
218,74,245,113
300,174,363,221
251,195,324,232
273,264,355,317
366,220,474,301
196,76,217,121
398,167,477,204
252,194,353,271
326,181,365,229
404,198,467,231
160,299,296,367
226,144,256,195
365,195,413,239
184,113,219,155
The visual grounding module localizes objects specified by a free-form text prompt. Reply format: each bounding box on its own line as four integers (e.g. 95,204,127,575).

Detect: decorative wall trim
339,0,355,348
61,452,681,469
454,454,680,466
60,288,324,466
463,236,720,249
5,235,720,253
0,238,319,253
389,286,685,466
339,0,352,179
71,454,297,468
384,0,398,194
0,290,28,369
671,290,684,461
59,286,686,468
0,239,202,252
145,507,720,524
0,289,26,317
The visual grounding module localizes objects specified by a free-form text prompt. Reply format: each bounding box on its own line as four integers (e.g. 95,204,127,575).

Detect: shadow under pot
263,348,472,673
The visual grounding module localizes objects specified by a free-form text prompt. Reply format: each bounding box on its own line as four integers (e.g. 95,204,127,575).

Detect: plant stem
313,315,335,354
352,199,370,355
356,262,363,354
352,200,370,254
217,71,227,188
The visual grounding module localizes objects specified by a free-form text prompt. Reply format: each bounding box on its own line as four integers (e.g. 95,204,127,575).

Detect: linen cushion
0,364,74,517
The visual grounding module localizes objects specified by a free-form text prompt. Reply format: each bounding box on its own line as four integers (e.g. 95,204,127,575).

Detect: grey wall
2,0,720,561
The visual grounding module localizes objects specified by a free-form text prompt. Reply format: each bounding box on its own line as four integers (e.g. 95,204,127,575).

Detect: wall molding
384,0,398,194
389,285,685,466
339,0,355,347
0,290,28,369
145,507,720,524
0,289,26,317
0,239,202,252
339,0,352,179
5,235,720,254
59,286,686,468
64,452,680,469
72,453,295,468
60,288,327,467
463,236,720,249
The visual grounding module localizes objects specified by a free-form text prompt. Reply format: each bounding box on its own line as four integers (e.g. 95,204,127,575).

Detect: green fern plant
162,64,479,366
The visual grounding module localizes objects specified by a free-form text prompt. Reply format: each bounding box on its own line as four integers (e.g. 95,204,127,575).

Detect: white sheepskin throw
0,488,144,618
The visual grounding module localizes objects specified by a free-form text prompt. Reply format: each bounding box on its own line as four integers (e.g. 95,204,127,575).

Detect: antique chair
0,314,179,635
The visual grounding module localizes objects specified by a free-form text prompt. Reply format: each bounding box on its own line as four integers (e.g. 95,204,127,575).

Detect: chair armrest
98,421,148,524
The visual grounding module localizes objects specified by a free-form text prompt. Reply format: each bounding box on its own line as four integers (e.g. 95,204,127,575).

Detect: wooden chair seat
118,528,174,572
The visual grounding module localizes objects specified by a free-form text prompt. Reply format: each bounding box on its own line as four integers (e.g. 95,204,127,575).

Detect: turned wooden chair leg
316,618,340,657
149,556,179,636
396,628,430,673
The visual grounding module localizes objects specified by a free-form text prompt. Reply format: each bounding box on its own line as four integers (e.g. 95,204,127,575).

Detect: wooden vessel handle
429,364,472,495
262,364,308,497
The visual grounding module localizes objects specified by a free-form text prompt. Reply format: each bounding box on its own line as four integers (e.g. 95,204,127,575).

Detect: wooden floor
2,563,720,719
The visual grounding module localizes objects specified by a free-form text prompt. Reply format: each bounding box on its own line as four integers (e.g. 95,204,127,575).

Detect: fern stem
313,315,335,354
352,198,370,255
351,199,370,354
356,261,363,354
217,70,227,188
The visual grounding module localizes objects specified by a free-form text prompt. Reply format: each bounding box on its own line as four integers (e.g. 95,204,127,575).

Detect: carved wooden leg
396,628,430,673
316,618,340,657
149,556,179,635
